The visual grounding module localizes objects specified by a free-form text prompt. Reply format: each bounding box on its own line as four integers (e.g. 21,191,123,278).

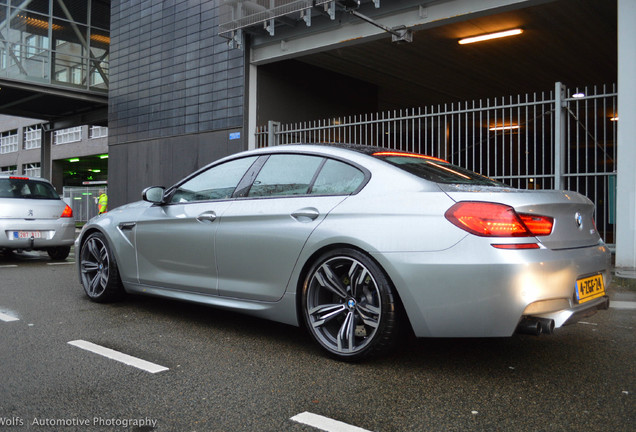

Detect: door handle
196,211,217,223
291,208,320,223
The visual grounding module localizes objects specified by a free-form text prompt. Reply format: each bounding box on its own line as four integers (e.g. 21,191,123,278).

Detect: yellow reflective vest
98,193,108,214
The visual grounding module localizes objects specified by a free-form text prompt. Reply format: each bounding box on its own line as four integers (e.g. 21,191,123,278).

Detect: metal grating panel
219,0,331,35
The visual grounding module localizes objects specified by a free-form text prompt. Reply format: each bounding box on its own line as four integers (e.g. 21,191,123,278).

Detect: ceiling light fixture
489,125,520,131
459,29,523,45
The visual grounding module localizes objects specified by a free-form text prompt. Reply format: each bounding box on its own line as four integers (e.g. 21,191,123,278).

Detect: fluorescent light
489,125,520,131
99,154,109,159
69,158,80,163
610,116,619,121
572,93,585,98
459,29,523,45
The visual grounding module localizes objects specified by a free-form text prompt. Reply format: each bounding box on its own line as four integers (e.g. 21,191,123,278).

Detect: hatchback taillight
61,205,73,218
444,202,553,237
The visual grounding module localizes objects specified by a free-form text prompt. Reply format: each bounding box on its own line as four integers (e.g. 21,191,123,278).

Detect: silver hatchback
0,175,75,260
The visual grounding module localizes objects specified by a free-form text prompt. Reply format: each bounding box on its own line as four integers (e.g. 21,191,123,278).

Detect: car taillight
518,213,553,236
61,205,73,218
444,202,553,237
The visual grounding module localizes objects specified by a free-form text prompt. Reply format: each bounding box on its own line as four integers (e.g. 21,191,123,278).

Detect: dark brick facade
109,0,244,207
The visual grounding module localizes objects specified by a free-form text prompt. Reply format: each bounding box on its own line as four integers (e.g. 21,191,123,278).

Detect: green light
89,169,101,173
99,154,109,159
69,158,80,163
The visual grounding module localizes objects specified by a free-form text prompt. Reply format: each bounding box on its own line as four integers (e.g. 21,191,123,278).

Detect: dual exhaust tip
516,317,555,336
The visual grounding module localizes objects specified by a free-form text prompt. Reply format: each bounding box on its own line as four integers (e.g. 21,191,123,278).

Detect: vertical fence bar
554,82,566,190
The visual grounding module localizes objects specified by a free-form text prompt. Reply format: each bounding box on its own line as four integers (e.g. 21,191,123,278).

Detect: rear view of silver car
0,175,75,260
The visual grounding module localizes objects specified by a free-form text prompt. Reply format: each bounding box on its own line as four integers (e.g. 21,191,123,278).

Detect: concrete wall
257,60,378,125
109,0,245,207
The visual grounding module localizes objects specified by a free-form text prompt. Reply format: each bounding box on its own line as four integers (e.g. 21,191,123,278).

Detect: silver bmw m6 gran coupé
76,144,611,361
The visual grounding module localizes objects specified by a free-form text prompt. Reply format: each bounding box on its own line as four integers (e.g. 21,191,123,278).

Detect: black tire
47,246,70,261
301,248,400,361
79,232,124,302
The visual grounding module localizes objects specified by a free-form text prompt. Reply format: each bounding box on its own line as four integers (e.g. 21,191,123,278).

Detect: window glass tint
248,155,323,197
377,155,503,186
0,178,59,199
170,156,258,203
310,159,365,195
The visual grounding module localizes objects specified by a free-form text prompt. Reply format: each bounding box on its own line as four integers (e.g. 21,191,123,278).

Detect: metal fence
256,82,618,245
62,186,107,223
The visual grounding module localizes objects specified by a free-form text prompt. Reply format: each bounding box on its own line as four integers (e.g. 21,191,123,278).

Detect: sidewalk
609,271,636,309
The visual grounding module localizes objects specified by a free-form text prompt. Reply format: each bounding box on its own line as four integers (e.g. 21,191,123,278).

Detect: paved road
1,251,634,431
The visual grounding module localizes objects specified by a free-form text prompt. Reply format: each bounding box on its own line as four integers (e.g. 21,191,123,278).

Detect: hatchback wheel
47,246,70,261
302,248,399,361
79,232,123,302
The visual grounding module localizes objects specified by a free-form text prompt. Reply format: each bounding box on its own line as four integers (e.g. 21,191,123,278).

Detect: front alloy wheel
79,232,123,302
302,249,399,361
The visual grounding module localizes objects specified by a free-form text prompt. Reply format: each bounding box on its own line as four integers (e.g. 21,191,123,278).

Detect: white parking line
610,301,636,310
0,312,19,322
46,262,75,266
0,265,18,268
290,412,372,432
68,340,169,374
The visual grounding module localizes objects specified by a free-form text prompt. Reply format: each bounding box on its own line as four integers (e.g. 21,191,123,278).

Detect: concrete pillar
40,126,52,180
615,0,636,278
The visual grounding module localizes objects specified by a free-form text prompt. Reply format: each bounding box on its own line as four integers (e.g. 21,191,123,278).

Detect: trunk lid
439,185,601,250
0,197,66,220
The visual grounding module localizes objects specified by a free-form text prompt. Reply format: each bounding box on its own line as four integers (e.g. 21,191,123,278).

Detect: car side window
310,159,365,195
248,154,323,197
170,156,258,203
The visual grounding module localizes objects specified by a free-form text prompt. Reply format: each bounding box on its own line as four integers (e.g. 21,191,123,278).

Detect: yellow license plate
575,274,605,304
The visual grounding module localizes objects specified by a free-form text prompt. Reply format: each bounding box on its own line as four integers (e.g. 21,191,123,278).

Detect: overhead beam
251,0,538,64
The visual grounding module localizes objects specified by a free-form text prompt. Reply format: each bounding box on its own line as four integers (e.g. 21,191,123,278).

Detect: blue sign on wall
229,132,241,140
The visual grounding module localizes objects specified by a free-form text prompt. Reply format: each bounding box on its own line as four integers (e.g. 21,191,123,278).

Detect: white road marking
0,265,18,268
46,262,75,266
0,312,19,322
610,301,636,310
290,412,372,432
68,340,169,374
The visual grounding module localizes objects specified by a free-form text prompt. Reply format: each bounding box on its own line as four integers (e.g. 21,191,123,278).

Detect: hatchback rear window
0,178,60,199
373,152,502,186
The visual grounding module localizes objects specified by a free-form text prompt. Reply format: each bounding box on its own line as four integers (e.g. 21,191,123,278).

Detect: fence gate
256,82,618,246
62,186,107,223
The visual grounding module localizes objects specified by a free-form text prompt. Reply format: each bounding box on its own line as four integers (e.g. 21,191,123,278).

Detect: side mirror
142,186,166,204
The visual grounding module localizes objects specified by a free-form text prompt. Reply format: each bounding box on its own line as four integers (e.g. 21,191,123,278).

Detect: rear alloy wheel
302,248,399,361
79,232,123,302
47,246,70,261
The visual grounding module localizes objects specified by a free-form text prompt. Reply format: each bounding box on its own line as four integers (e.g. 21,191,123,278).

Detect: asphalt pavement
0,250,634,432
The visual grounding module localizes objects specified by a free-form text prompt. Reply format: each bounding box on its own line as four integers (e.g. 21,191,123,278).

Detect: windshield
0,178,60,199
373,152,503,186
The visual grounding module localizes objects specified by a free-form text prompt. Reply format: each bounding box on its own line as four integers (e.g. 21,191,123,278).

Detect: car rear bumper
0,219,75,250
372,239,612,338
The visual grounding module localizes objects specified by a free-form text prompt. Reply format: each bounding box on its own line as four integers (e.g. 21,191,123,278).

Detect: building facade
0,115,108,186
108,0,244,206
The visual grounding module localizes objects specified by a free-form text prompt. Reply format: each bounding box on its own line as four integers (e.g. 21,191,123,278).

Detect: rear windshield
0,178,60,199
374,154,503,186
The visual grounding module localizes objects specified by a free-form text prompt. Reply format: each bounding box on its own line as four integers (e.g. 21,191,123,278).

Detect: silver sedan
1,175,75,260
76,145,611,361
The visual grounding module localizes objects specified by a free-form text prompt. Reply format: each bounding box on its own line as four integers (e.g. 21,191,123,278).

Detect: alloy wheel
305,255,383,356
